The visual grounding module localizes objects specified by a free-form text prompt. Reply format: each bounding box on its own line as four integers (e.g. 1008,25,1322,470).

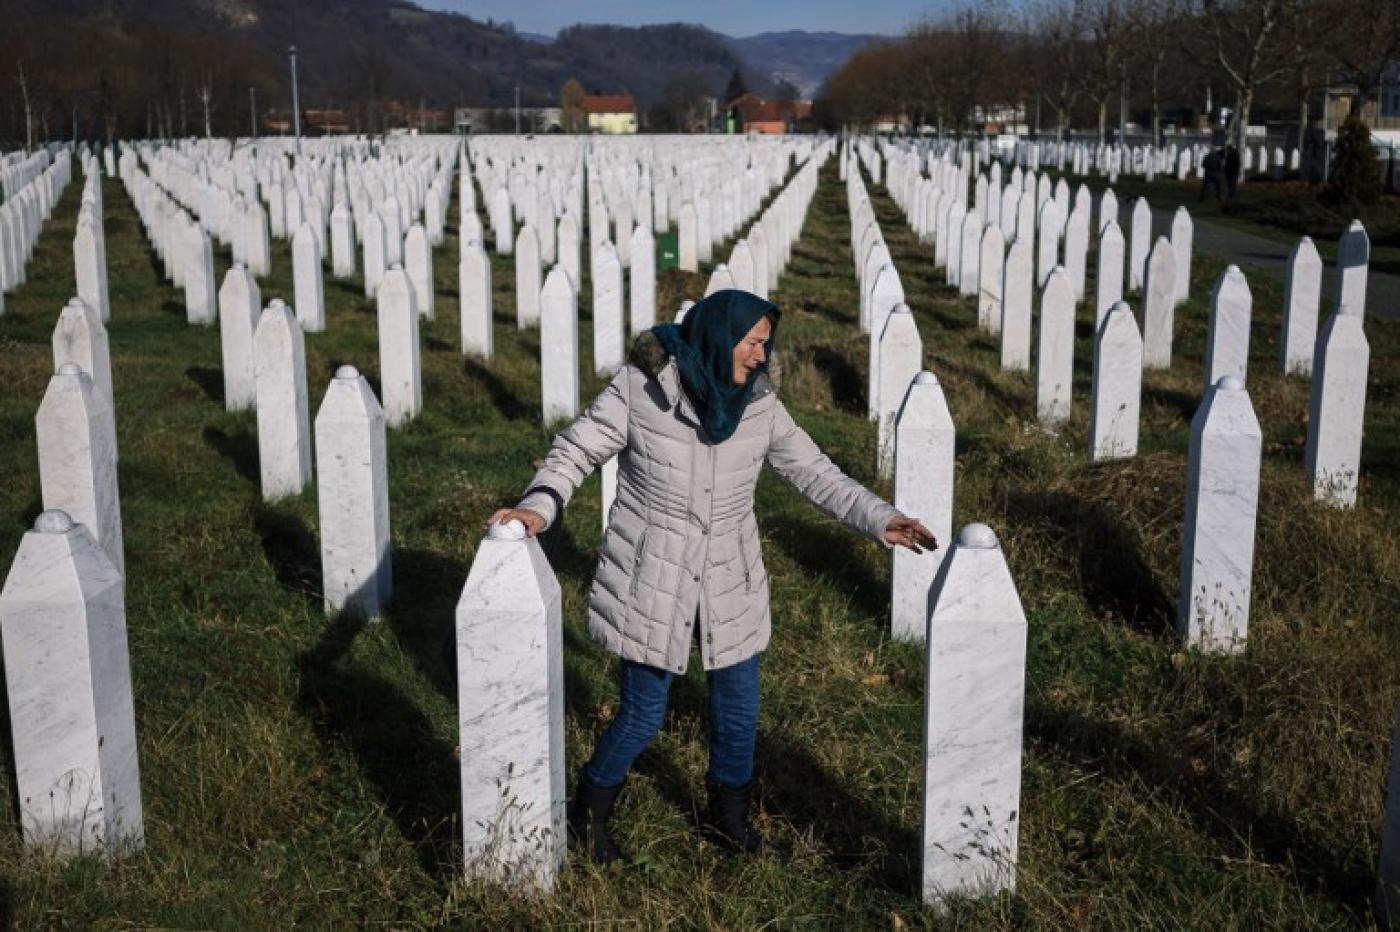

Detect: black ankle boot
705,778,763,854
567,769,626,864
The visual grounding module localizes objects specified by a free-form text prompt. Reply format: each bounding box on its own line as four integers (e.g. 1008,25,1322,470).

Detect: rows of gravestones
0,131,829,890
943,135,1306,189
847,134,1387,912
0,148,74,317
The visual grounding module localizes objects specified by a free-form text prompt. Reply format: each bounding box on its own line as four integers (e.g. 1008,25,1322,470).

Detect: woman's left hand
884,516,938,553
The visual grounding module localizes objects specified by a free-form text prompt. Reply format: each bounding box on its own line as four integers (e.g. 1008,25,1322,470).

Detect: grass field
0,151,1397,929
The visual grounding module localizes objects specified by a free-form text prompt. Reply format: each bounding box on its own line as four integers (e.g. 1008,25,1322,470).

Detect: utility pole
250,86,258,138
289,45,302,153
514,84,521,134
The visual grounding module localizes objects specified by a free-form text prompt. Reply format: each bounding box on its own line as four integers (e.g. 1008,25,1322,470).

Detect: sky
420,0,933,38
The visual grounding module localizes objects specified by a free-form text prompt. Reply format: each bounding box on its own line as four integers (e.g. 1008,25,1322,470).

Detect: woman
486,289,936,863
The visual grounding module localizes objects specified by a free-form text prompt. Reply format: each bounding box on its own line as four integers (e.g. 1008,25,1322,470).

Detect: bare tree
1190,0,1290,181
198,67,214,139
1321,0,1400,118
1084,0,1129,142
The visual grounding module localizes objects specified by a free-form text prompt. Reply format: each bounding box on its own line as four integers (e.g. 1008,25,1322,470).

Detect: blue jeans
583,653,760,789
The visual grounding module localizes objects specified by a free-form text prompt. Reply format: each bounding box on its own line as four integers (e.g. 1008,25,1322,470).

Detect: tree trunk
1236,88,1253,183
1097,98,1108,144
17,62,33,150
1150,60,1162,147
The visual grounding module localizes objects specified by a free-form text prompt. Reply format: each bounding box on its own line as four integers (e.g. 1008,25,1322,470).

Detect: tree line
815,0,1400,154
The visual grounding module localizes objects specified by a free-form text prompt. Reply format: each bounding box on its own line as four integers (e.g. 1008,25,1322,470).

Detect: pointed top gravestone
1090,302,1143,461
0,509,144,859
459,238,493,359
1001,236,1033,372
405,223,435,321
1305,312,1370,508
1178,375,1261,654
1281,237,1322,376
377,265,423,428
1096,221,1125,329
892,371,955,644
52,297,112,411
1204,265,1253,390
1334,219,1369,318
876,304,923,480
253,300,312,501
316,365,393,619
456,520,566,893
1142,236,1178,369
541,266,579,424
218,264,261,412
921,522,1028,908
292,222,325,333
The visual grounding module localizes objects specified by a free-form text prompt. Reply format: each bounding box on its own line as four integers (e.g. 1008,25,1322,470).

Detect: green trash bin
657,230,679,271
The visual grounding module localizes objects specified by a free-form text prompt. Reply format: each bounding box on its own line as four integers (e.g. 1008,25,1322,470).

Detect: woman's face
732,316,772,385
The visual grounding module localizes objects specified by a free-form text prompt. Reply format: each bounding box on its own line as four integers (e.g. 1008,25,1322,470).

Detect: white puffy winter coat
518,333,900,673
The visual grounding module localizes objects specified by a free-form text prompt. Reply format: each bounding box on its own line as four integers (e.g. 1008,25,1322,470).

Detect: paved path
1154,209,1399,320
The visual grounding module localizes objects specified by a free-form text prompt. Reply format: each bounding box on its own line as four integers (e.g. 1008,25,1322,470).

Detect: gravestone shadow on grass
1141,383,1200,426
1006,490,1175,638
763,512,887,623
806,345,867,413
185,366,225,405
755,729,918,895
203,426,260,485
295,611,461,882
383,547,465,701
461,358,531,421
251,505,322,610
1027,700,1371,920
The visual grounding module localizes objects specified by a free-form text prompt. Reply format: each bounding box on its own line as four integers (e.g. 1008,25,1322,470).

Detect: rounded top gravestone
957,523,999,549
35,509,75,534
1218,375,1245,391
914,371,940,386
335,365,360,380
487,519,527,542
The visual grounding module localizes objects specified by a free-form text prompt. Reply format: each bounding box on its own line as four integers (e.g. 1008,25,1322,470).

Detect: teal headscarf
651,289,780,444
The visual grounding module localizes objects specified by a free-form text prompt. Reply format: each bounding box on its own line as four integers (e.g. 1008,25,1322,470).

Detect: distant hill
726,31,884,99
0,0,876,140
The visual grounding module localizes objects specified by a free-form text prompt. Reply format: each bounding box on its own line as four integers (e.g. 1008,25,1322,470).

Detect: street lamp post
289,45,302,152
250,86,258,138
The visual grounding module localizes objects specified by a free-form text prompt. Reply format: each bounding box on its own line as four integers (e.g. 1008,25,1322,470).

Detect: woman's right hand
484,508,547,538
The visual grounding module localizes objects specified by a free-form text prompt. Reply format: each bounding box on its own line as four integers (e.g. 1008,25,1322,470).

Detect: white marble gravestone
1090,302,1143,461
36,364,124,575
1304,312,1370,508
1036,268,1075,427
52,297,113,412
959,210,983,298
1170,206,1193,305
515,224,541,329
246,200,272,277
705,263,736,298
1128,198,1152,293
456,519,566,893
678,202,698,272
254,300,312,501
979,225,1006,335
292,223,325,333
362,211,387,299
876,304,923,480
1203,266,1252,390
921,522,1027,907
330,202,356,279
218,264,260,411
1000,236,1033,371
459,239,493,358
1142,236,1178,369
1063,203,1089,301
0,509,144,858
405,223,435,322
376,265,423,428
316,366,393,619
1334,219,1369,317
594,243,626,376
541,267,579,423
1377,700,1400,928
185,224,218,326
1036,200,1060,288
630,224,656,337
729,239,756,293
1095,221,1125,329
891,372,954,643
73,214,110,322
1178,376,1261,653
1281,237,1322,376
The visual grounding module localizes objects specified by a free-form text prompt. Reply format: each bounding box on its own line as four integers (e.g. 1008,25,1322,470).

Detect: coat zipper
740,532,753,594
629,527,649,598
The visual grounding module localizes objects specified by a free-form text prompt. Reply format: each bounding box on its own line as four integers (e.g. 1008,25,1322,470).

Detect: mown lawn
0,151,1397,929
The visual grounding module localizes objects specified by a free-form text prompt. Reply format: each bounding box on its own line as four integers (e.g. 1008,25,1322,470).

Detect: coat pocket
629,526,650,599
